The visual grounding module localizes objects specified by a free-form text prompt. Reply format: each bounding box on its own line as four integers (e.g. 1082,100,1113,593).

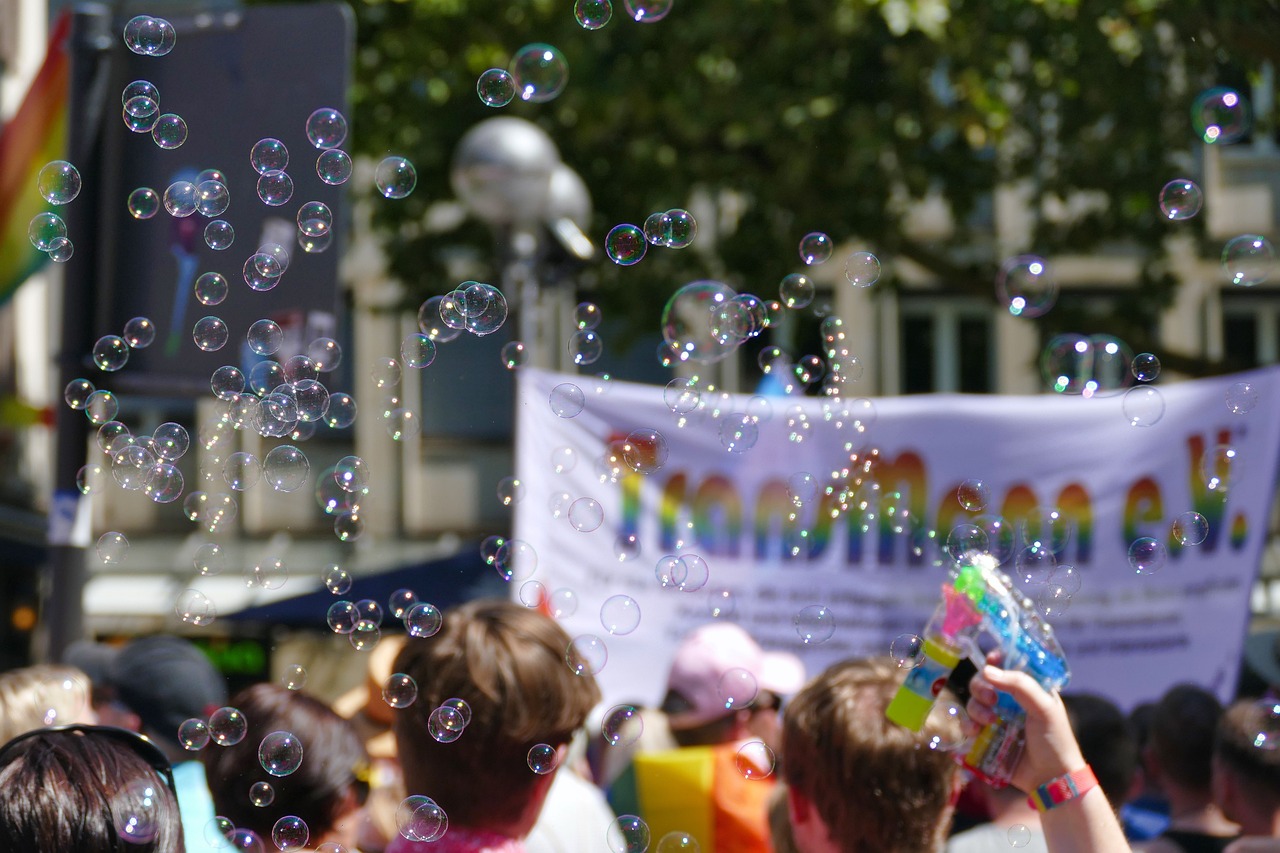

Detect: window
1222,294,1280,369
899,298,993,393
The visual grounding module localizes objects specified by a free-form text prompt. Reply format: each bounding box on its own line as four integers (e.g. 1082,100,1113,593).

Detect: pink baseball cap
662,622,806,731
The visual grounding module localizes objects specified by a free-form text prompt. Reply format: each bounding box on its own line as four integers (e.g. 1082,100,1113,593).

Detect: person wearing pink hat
609,621,805,853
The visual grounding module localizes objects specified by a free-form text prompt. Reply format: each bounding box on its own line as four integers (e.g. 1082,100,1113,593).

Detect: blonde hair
782,657,961,853
0,665,95,745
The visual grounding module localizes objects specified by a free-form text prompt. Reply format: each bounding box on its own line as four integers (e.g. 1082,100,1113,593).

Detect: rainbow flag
0,10,71,306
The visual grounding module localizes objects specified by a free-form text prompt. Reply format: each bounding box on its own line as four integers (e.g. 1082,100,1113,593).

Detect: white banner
514,366,1280,711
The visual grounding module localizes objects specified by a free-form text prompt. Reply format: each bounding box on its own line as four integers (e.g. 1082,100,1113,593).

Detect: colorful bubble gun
885,552,1070,787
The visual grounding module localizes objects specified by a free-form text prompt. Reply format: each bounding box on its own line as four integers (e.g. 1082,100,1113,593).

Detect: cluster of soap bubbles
426,698,473,744
28,159,82,262
396,795,448,843
122,15,176,56
327,587,441,650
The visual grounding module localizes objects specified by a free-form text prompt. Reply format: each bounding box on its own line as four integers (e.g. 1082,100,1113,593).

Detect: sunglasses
0,724,178,795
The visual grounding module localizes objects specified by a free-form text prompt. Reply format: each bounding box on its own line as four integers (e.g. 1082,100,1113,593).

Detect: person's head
392,600,601,835
1062,692,1138,809
1145,684,1222,797
202,682,369,851
1212,698,1280,831
0,725,183,852
72,635,227,754
660,622,805,749
782,657,962,853
0,664,96,744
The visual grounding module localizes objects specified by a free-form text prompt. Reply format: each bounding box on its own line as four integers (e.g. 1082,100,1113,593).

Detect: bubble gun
884,553,1070,787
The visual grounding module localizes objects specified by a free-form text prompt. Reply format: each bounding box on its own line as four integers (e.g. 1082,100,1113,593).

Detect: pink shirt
386,828,525,853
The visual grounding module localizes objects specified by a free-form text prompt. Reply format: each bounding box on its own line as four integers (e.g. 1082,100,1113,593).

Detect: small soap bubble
46,235,73,262
622,0,673,22
92,335,130,371
1122,386,1166,427
122,15,176,55
375,157,416,199
569,330,604,365
163,181,197,217
606,224,647,266
1159,179,1203,221
204,220,234,250
246,319,284,356
569,497,604,532
263,445,310,492
1250,701,1280,750
1132,352,1161,382
128,187,160,219
794,604,835,645
664,209,697,248
388,589,418,620
1222,234,1276,287
779,273,815,309
272,816,309,852
1128,536,1168,575
1171,511,1209,546
123,96,159,133
323,565,352,595
839,249,880,285
890,633,924,668
111,777,163,844
122,316,156,349
510,43,570,103
257,170,294,206
151,113,187,149
175,589,217,626
1008,824,1033,848
602,704,643,747
600,594,641,635
193,316,230,352
38,160,81,205
575,0,613,28
296,201,333,238
250,138,288,174
1226,381,1258,414
316,149,353,185
718,667,758,710
1192,87,1251,144
383,673,419,709
997,255,1056,318
735,741,776,780
566,634,608,676
195,272,228,306
799,232,833,265
404,602,443,638
280,665,307,691
28,212,67,251
477,68,516,107
946,522,988,561
550,588,579,618
428,707,466,743
550,383,586,418
179,718,210,750
306,108,347,149
956,479,989,512
527,744,559,775
250,781,275,807
327,601,358,634
607,816,651,853
259,731,304,777
719,414,758,453
84,391,118,425
496,476,525,507
656,831,700,852
96,531,129,563
209,707,248,746
64,378,95,410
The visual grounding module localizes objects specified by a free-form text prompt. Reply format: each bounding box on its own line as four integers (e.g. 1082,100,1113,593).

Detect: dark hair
1062,692,1138,808
0,727,183,852
202,682,368,842
782,657,960,853
1214,699,1280,805
1148,684,1222,793
392,599,602,830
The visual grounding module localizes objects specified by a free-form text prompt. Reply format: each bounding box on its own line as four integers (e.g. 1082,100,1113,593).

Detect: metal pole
41,6,111,662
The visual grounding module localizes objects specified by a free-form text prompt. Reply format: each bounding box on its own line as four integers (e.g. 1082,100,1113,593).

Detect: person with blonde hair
0,663,95,744
389,599,601,852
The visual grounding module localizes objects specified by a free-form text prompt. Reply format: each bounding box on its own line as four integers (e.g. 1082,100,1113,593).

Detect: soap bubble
46,236,73,262
122,15,176,56
163,181,197,217
664,209,697,248
375,157,416,199
799,232,832,265
1159,179,1203,221
622,0,673,22
600,594,641,635
1131,352,1160,382
128,187,160,219
251,138,288,174
566,634,608,676
405,602,443,638
316,149,353,185
209,707,248,746
527,744,559,775
257,170,294,206
780,273,815,309
272,816,309,851
734,741,776,779
477,69,517,107
1128,536,1167,575
383,673,419,709
28,212,67,251
151,114,187,149
1122,386,1165,427
602,704,643,747
510,43,570,103
96,531,129,564
1192,87,1250,144
844,251,881,287
1226,381,1258,414
607,816,651,853
92,336,130,371
956,479,989,512
296,201,333,237
794,604,835,644
204,220,234,250
179,718,210,751
259,731,304,777
1222,235,1276,286
890,633,924,668
606,224,647,265
38,160,82,205
550,383,586,418
575,0,613,28
195,272,228,306
306,108,347,149
997,255,1056,318
1171,511,1209,546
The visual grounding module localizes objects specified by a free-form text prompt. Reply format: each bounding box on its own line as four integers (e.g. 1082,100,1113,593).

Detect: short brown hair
392,599,601,829
0,664,92,745
782,658,960,853
202,683,368,841
1215,698,1280,805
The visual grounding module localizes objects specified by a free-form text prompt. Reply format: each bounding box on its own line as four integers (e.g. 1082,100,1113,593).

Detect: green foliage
332,0,1276,363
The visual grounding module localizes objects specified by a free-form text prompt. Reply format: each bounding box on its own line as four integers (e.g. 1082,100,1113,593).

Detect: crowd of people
0,599,1277,853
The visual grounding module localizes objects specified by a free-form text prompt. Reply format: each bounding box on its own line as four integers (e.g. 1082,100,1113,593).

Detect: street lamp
450,117,592,368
